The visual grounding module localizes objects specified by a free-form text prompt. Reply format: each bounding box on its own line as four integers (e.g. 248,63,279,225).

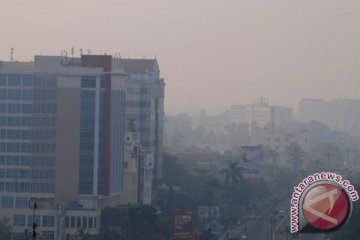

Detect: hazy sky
2,0,360,114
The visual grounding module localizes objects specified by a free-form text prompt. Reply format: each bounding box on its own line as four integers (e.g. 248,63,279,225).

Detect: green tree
0,218,11,240
264,147,279,165
219,160,244,188
220,160,247,221
122,204,168,240
161,153,194,189
286,142,305,171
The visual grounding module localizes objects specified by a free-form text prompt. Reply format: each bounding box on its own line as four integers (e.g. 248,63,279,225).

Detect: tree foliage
0,218,11,240
286,142,305,170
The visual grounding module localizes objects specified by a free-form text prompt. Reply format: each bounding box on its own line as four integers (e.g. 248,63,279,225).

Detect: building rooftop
117,58,158,74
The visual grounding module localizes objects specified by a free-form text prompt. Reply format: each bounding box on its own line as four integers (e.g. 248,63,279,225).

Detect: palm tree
286,142,305,171
220,160,246,221
219,160,244,188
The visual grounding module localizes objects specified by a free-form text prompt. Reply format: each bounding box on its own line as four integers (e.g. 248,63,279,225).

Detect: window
7,104,21,113
81,76,96,88
6,156,20,165
15,197,28,208
88,217,93,228
0,104,6,112
1,196,13,208
8,89,21,100
21,130,31,140
0,130,5,139
28,215,41,227
0,116,6,126
42,216,55,227
0,74,6,85
21,117,32,127
22,90,33,100
21,104,32,113
7,130,21,139
8,75,21,86
82,217,87,228
100,78,107,88
7,117,21,126
0,89,6,100
71,216,75,228
21,143,32,153
76,217,81,228
7,143,20,152
22,75,33,86
13,215,26,226
65,216,69,228
42,231,54,240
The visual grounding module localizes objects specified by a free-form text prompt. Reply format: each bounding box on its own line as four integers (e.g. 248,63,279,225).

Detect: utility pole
29,202,37,240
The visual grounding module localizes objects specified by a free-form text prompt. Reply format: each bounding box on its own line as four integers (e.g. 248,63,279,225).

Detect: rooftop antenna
60,50,68,57
114,52,121,59
10,47,14,62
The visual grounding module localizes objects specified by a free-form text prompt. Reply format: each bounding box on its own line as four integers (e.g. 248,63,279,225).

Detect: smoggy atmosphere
2,1,360,240
2,0,360,114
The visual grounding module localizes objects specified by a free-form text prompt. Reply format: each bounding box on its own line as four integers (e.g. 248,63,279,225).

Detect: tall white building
228,98,293,130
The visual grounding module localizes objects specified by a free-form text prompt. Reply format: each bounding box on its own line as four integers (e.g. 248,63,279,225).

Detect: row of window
0,74,57,87
1,196,28,208
0,103,29,113
13,214,55,227
0,142,56,153
0,169,54,179
0,129,55,140
0,182,54,193
0,74,33,86
0,116,56,127
0,89,57,101
13,231,54,240
81,76,108,89
32,76,57,87
0,89,32,100
65,216,97,229
0,129,56,140
0,155,54,166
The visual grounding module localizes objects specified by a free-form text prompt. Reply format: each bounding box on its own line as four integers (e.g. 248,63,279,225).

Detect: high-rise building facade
228,98,293,130
0,54,165,239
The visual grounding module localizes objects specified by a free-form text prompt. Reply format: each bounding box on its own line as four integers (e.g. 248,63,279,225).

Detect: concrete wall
55,87,81,202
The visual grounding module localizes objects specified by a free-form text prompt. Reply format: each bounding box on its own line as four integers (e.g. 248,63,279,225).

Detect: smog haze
1,0,360,114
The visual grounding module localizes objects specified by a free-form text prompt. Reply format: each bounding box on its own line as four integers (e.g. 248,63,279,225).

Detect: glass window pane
8,75,21,86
